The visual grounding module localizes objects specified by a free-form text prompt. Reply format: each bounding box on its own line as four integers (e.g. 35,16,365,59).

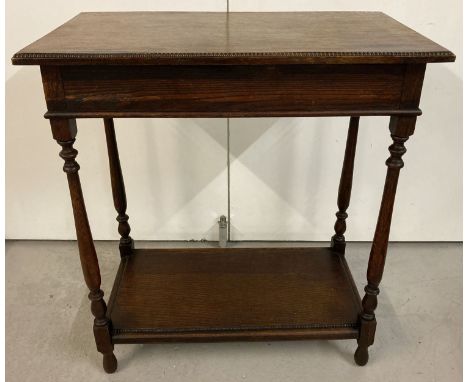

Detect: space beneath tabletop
107,247,362,343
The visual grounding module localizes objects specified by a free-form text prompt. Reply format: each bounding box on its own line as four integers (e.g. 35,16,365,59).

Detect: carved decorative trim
44,109,423,120
113,322,359,335
13,50,455,61
57,139,80,174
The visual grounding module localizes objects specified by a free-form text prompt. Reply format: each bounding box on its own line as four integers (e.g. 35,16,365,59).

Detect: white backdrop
6,1,462,241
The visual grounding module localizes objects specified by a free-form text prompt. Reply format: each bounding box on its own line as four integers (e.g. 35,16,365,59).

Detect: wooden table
12,12,455,373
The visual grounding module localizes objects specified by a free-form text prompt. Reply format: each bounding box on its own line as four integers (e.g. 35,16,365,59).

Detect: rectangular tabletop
12,12,455,65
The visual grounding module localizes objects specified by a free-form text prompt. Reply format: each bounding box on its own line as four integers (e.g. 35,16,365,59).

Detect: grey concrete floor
6,241,462,382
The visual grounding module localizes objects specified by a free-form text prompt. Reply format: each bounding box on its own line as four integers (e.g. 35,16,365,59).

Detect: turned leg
354,116,416,366
50,119,117,373
104,118,133,257
331,116,359,254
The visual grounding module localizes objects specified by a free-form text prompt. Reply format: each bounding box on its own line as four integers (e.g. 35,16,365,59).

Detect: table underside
107,247,362,344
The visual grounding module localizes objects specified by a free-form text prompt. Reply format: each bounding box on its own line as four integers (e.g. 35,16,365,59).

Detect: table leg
104,118,133,257
331,116,359,254
50,118,117,373
354,116,415,366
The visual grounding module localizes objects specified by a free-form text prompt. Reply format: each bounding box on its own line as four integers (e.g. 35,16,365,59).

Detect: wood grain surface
18,10,456,370
49,64,407,117
107,247,362,343
12,12,455,65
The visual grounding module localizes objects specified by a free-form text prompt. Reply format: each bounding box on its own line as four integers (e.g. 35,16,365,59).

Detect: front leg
50,118,117,373
355,116,416,366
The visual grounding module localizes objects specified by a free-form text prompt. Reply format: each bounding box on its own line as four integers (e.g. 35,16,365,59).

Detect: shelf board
107,247,362,343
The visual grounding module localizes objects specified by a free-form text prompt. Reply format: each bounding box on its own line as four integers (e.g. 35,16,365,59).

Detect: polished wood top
12,12,455,65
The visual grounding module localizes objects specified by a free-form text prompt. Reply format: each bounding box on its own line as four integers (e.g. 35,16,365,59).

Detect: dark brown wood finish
12,12,455,65
331,117,359,253
354,119,413,366
104,118,133,257
49,118,117,373
108,247,361,343
13,11,455,373
42,64,412,118
354,64,426,366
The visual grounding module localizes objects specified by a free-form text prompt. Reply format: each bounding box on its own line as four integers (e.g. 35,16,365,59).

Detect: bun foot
103,352,118,373
354,346,369,366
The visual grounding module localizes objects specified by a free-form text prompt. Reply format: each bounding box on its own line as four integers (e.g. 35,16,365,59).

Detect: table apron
40,64,425,118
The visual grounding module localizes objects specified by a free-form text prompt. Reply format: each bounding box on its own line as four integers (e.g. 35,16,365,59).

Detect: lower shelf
107,247,362,344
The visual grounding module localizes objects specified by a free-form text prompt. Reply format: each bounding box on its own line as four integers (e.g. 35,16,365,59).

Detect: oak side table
12,12,455,373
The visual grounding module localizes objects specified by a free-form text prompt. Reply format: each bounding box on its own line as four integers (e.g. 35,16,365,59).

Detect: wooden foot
91,289,116,373
355,287,377,366
103,352,118,373
354,345,369,366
